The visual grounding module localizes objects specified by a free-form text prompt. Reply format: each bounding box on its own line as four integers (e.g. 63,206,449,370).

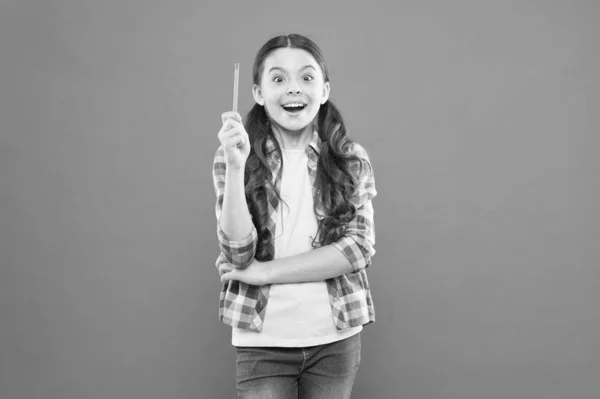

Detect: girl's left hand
220,259,270,286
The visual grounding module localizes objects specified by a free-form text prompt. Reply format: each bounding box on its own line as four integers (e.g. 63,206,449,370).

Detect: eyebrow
268,65,317,73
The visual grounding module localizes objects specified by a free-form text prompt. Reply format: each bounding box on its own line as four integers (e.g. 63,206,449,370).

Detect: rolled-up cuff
332,236,371,273
217,223,258,268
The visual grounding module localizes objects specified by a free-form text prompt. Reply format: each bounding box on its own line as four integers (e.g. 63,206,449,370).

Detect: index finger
221,111,242,125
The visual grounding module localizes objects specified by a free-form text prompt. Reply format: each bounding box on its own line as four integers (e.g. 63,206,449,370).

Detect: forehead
262,48,321,73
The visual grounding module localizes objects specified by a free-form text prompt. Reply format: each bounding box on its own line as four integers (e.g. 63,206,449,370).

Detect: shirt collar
265,130,322,156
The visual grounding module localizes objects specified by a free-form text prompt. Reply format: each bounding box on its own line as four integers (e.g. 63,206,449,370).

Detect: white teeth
283,103,305,107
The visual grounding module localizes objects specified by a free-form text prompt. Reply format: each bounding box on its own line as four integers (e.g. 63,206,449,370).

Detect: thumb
221,272,233,283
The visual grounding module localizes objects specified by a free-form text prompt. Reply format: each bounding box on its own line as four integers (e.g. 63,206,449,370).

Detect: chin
278,116,318,132
280,123,311,134
272,117,307,131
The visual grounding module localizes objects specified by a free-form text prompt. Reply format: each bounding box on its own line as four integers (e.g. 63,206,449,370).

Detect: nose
286,80,302,95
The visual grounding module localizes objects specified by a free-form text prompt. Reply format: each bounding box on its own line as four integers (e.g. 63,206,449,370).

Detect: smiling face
253,47,330,135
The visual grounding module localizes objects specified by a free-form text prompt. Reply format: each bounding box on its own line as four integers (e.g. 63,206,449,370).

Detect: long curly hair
244,34,367,261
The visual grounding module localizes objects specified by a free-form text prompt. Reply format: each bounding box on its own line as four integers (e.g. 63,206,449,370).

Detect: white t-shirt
232,148,362,347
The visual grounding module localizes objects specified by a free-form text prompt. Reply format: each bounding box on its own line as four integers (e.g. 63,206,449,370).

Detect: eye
273,76,284,83
303,75,314,82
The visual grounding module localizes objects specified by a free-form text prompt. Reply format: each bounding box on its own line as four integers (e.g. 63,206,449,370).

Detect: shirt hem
231,325,363,348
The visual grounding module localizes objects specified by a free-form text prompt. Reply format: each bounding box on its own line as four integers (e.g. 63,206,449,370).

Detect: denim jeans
235,332,362,399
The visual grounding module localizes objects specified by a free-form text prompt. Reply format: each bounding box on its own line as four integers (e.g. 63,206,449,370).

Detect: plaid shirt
212,131,376,332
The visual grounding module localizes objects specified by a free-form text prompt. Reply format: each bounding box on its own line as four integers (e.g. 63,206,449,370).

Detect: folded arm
221,143,376,285
267,146,376,283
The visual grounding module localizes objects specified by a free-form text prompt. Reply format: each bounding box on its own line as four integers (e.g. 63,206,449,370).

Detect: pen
232,63,239,113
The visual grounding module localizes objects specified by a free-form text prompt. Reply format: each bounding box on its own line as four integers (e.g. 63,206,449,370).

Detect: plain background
1,1,599,398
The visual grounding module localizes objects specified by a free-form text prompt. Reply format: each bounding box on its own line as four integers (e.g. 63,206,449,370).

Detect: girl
212,33,376,399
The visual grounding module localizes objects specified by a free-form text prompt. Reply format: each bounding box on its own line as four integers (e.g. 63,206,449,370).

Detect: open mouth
281,103,307,113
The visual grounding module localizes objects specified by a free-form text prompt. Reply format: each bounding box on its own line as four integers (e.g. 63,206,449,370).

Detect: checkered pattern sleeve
212,146,257,269
332,143,377,272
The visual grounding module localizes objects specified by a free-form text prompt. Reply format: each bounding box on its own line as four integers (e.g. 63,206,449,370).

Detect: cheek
310,86,326,100
265,101,281,113
264,92,282,106
264,102,284,118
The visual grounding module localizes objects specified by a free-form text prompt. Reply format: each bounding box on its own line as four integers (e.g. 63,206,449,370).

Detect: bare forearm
220,168,253,240
266,245,355,284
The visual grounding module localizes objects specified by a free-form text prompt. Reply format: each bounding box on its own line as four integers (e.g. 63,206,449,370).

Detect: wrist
225,166,245,181
261,260,274,285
